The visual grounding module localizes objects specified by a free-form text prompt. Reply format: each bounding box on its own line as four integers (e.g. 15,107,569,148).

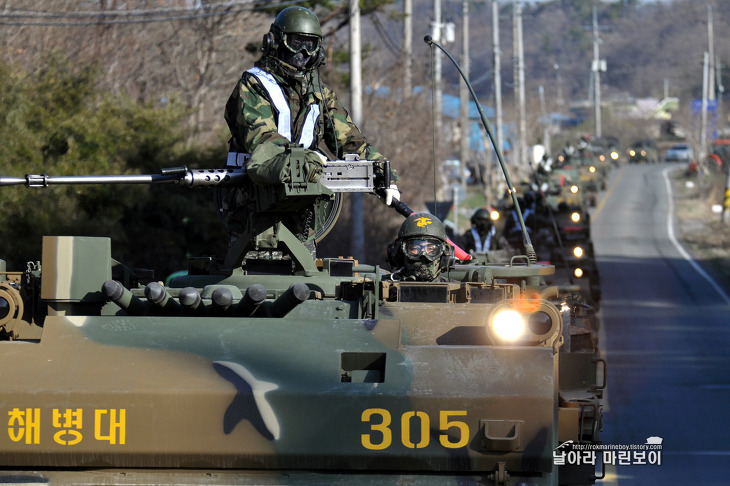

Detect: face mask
279,33,320,70
278,49,312,70
401,258,441,282
475,219,491,232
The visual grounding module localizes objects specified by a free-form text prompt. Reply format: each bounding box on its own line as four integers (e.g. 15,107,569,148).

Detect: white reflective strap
226,152,250,168
247,67,291,141
485,226,495,250
298,104,320,149
471,227,483,253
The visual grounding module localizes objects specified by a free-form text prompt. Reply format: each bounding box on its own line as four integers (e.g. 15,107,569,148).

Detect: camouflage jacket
224,56,385,185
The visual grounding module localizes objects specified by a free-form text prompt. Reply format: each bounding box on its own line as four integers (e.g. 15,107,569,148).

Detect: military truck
0,158,605,485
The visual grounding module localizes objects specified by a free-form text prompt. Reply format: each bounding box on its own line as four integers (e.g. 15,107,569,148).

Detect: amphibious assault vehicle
0,157,604,485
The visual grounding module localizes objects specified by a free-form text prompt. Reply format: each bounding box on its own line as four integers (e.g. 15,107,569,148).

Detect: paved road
592,163,730,485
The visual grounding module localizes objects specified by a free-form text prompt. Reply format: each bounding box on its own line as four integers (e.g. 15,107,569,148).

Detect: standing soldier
223,6,399,248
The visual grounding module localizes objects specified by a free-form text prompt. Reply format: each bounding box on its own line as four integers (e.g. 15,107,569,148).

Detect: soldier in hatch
223,6,398,248
387,213,453,282
462,208,508,254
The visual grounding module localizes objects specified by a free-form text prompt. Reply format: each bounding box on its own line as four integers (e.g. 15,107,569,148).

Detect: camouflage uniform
222,55,390,248
224,55,385,186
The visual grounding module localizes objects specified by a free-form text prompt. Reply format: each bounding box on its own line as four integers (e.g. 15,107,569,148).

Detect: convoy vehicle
0,161,605,485
587,136,621,167
628,140,659,164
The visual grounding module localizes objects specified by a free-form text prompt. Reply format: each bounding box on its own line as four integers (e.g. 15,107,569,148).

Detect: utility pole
591,6,604,138
554,63,564,106
539,85,550,156
459,0,470,192
708,4,715,101
493,0,503,158
513,0,527,174
433,0,443,141
349,0,364,260
492,0,503,202
718,57,725,133
701,51,709,166
403,0,412,97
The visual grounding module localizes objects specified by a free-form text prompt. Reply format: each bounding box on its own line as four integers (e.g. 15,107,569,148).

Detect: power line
0,1,299,26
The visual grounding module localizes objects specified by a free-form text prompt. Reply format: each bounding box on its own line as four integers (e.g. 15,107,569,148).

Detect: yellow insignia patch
414,216,432,227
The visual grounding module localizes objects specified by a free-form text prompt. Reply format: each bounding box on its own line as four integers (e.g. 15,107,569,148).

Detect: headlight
490,210,500,221
491,309,525,341
573,246,584,258
528,311,554,335
610,151,619,160
486,301,562,346
574,267,584,278
629,149,636,157
641,150,647,156
589,166,596,173
571,212,581,223
599,155,606,162
570,185,579,194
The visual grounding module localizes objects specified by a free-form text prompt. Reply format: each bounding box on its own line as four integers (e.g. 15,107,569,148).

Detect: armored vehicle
0,34,605,485
628,140,659,164
0,157,605,485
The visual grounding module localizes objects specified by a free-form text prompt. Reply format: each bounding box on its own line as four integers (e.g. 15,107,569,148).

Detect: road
592,163,730,485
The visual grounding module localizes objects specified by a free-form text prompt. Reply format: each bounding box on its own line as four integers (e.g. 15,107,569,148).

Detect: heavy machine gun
0,157,470,272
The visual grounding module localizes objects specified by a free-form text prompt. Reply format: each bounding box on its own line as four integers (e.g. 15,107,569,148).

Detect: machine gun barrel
0,173,180,187
0,161,377,192
0,167,251,189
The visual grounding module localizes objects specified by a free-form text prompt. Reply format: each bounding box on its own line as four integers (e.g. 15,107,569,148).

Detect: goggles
283,33,321,56
403,238,443,261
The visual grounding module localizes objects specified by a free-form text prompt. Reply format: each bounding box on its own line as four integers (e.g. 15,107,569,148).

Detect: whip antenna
423,35,536,264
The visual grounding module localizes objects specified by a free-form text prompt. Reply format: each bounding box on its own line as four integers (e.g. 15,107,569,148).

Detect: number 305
361,409,469,450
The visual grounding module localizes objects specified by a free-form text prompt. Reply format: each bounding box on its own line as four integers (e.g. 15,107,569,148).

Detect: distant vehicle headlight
574,267,584,278
573,246,584,258
491,309,525,341
599,155,606,162
641,150,647,156
589,165,596,173
571,212,581,223
610,151,619,160
629,149,636,157
490,210,500,221
570,185,579,194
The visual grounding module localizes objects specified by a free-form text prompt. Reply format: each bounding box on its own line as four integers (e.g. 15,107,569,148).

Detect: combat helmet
263,6,324,70
272,6,322,37
470,207,491,225
388,213,453,281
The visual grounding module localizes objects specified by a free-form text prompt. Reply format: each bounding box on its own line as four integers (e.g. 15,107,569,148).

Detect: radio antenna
424,35,536,263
